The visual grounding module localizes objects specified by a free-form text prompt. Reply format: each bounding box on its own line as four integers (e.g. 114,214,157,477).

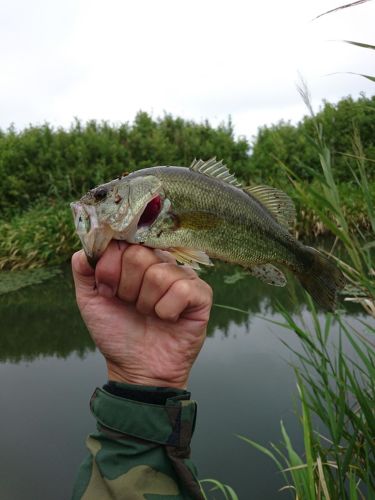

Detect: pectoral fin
248,264,287,286
168,247,213,269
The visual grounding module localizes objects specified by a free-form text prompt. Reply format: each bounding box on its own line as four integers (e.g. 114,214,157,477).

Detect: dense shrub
245,94,375,184
0,201,78,270
0,114,250,215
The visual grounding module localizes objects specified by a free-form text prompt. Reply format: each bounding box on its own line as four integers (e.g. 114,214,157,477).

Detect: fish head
71,174,164,264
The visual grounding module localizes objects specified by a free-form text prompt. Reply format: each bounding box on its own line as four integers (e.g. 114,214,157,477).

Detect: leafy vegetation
242,94,375,185
240,86,375,499
0,114,249,216
0,201,79,270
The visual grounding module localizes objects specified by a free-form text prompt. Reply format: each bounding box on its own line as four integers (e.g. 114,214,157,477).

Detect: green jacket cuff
90,384,197,448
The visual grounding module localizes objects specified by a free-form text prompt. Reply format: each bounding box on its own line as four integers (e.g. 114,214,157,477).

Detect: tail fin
297,247,345,311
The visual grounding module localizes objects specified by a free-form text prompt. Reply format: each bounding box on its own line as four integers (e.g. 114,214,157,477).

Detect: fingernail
97,283,115,298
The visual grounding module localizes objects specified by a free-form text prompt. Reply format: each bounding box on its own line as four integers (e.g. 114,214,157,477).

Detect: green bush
0,114,250,216
0,201,79,270
246,94,375,184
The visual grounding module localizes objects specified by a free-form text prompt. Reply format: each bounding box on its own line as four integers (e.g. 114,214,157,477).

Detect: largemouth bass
71,158,345,310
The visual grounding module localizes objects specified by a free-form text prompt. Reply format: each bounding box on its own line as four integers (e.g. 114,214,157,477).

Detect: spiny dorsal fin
243,185,296,230
189,157,242,188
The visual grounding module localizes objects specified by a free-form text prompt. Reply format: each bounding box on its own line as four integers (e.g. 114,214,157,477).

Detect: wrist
107,363,189,390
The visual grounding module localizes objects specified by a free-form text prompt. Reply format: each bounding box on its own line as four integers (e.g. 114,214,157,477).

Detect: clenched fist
71,242,212,389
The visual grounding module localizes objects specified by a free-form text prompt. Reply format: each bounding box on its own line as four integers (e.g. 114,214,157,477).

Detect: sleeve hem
90,386,197,447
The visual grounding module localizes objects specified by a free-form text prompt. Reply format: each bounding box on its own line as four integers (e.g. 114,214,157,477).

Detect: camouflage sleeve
72,381,204,500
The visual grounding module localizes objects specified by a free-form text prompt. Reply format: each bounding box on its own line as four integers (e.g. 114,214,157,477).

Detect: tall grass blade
212,303,249,314
236,435,284,472
314,0,372,20
349,470,360,500
343,40,375,50
316,456,331,500
345,72,375,82
200,479,239,500
297,380,316,499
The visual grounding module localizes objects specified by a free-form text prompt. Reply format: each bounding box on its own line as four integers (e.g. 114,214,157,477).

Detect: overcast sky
1,0,374,140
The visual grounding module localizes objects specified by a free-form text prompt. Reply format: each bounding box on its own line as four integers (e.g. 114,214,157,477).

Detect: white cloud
0,0,374,137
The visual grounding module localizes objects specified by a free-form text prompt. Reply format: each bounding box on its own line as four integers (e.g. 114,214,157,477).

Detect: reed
240,86,375,499
200,479,239,500
285,82,374,315
243,299,375,499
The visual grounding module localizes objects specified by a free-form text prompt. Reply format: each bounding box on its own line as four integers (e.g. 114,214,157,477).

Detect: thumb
71,250,96,301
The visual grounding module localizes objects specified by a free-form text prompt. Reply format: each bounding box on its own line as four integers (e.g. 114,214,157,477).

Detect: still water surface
0,264,368,499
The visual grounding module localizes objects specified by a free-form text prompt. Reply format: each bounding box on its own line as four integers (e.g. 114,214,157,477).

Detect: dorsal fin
189,157,242,188
243,185,296,230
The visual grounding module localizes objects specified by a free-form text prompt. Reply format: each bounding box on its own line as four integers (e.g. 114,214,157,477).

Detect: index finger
118,245,178,303
71,250,95,293
94,240,128,297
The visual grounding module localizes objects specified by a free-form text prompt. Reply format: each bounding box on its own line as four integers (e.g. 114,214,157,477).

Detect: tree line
0,93,373,217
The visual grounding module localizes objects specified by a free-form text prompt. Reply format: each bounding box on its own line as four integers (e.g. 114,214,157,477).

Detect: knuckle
172,278,192,297
123,245,151,269
144,263,169,286
155,303,178,322
122,245,145,267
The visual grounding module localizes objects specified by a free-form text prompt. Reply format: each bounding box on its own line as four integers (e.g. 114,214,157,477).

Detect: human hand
71,242,212,389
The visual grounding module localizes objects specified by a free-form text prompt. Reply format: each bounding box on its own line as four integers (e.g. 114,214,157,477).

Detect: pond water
0,263,370,499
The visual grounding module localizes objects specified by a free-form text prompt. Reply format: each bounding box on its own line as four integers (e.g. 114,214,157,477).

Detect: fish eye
94,188,107,201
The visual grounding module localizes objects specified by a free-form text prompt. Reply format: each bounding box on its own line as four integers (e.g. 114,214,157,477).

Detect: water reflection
0,263,364,362
0,266,93,362
0,262,371,500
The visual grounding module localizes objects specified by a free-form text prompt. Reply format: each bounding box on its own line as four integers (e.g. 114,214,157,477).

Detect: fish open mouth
137,195,162,228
